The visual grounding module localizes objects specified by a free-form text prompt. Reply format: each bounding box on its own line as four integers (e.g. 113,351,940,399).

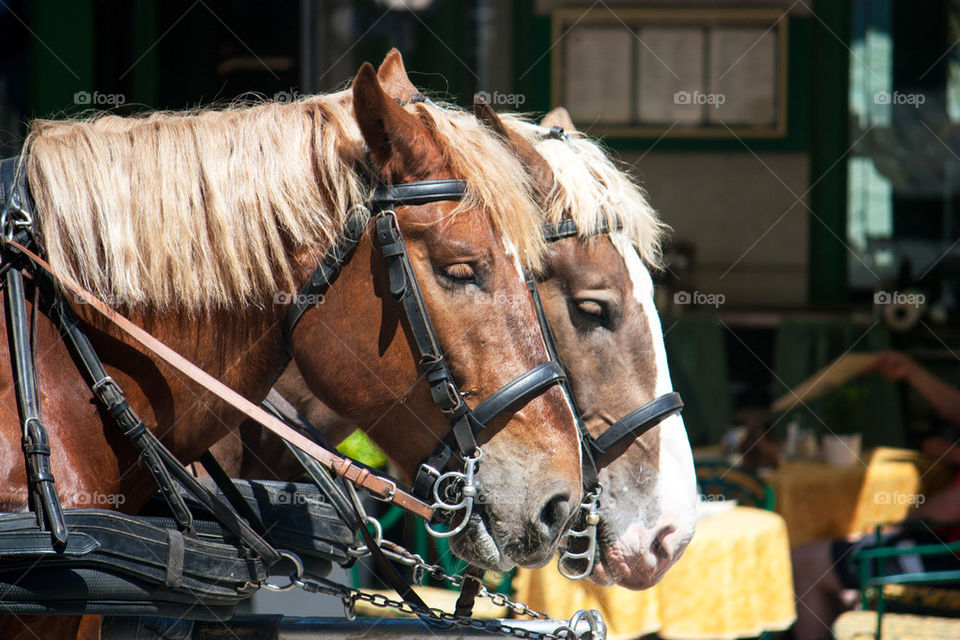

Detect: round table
512,507,796,640
764,447,953,548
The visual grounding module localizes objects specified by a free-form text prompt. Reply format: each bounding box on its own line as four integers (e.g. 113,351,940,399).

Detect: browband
371,179,467,207
541,218,621,242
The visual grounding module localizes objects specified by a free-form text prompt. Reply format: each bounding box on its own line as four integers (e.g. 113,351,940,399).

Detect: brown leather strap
454,565,484,617
7,240,434,521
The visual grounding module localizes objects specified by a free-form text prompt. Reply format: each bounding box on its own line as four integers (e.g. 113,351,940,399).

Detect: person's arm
908,483,960,521
874,351,960,426
922,435,960,466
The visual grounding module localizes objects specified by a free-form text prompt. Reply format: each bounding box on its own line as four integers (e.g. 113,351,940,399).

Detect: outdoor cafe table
512,506,796,640
762,447,953,549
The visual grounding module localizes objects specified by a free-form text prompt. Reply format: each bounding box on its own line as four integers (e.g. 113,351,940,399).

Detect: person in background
791,351,960,639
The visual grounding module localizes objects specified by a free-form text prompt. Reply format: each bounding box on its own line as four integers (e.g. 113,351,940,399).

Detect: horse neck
77,304,289,471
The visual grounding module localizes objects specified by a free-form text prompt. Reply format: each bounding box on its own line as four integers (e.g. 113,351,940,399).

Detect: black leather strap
4,267,68,549
541,218,620,242
472,361,565,424
197,451,269,538
282,210,368,356
589,392,683,468
48,286,195,532
370,179,467,208
525,276,600,490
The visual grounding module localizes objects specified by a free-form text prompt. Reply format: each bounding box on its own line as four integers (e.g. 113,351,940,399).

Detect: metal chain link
370,539,551,620
290,569,599,640
341,481,552,621
297,446,595,636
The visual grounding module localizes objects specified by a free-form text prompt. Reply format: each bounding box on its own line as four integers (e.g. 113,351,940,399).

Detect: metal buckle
558,487,602,580
424,448,482,539
369,477,398,503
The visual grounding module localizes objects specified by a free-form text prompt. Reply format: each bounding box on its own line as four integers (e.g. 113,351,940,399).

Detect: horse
495,106,697,589
0,62,583,640
212,50,696,591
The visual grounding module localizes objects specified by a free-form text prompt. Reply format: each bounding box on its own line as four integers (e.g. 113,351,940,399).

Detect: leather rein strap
4,240,434,522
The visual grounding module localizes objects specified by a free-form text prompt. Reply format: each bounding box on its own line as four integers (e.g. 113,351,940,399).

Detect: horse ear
475,97,555,198
352,62,438,178
377,48,419,101
541,106,577,132
473,98,512,141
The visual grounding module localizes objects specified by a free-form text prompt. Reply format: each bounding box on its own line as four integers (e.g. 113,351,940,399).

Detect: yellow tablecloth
765,447,952,548
513,507,796,640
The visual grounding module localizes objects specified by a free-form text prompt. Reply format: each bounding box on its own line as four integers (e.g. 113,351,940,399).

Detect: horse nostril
652,526,676,561
538,493,571,538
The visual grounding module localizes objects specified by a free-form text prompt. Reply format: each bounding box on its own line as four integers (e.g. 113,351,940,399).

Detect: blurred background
1,0,959,503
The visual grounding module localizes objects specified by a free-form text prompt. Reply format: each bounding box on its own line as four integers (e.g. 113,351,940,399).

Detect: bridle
283,178,569,536
534,217,684,579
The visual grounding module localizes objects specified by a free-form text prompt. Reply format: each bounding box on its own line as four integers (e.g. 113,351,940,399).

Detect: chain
374,539,551,620
290,569,603,640
338,458,550,621
290,446,599,637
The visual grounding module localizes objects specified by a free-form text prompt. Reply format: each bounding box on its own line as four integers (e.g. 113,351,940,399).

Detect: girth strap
588,392,684,468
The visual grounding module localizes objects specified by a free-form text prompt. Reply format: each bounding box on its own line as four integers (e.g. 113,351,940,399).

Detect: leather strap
453,565,484,618
472,361,565,424
48,289,195,531
4,267,68,548
370,179,468,207
525,276,600,490
541,218,620,242
282,211,368,356
197,451,269,537
7,240,434,522
589,392,684,468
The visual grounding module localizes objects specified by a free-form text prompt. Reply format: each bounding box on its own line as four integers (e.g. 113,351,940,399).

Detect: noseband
536,217,684,579
282,178,567,536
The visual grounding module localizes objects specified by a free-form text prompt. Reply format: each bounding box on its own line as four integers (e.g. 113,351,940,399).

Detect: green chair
842,521,960,640
695,462,775,511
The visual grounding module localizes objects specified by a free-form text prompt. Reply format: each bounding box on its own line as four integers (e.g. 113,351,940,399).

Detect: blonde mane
501,115,666,269
25,92,543,311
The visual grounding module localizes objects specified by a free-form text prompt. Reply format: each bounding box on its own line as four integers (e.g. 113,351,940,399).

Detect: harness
0,155,593,633
283,178,569,536
537,217,684,579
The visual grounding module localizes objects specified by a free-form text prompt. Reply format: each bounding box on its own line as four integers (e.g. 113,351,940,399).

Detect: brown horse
0,63,581,639
216,51,696,591
498,107,697,590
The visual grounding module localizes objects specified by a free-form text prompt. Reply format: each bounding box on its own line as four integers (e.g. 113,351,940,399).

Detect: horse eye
576,299,604,320
444,263,476,282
